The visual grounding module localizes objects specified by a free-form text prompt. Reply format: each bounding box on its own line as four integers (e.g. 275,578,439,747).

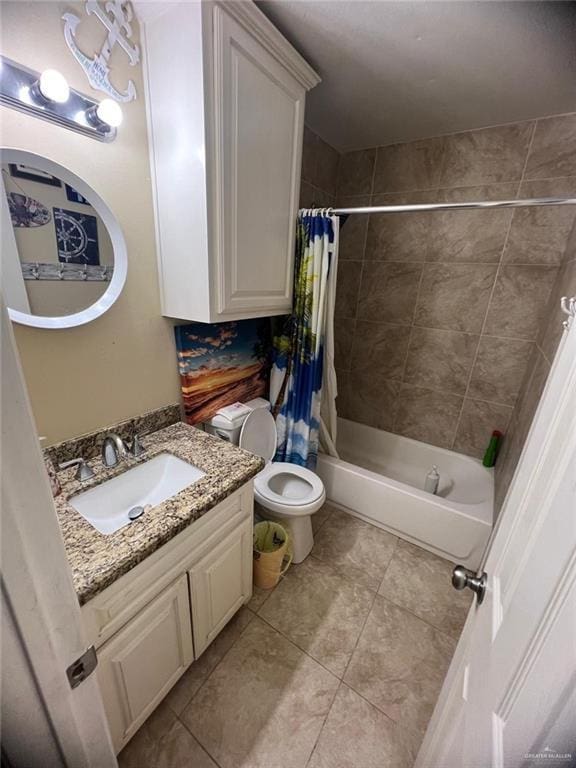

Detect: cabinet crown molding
218,1,321,90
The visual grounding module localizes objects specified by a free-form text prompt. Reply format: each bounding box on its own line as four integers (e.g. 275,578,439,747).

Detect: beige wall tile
373,137,446,194
358,262,422,323
484,264,559,340
394,385,463,448
525,114,576,180
301,125,319,185
414,264,498,333
337,195,371,260
439,122,534,187
365,192,436,262
538,255,576,363
494,347,551,510
316,137,340,196
403,328,479,394
504,178,576,266
345,372,400,431
468,336,534,405
334,317,356,370
453,398,513,459
335,261,363,319
337,148,376,196
351,321,411,380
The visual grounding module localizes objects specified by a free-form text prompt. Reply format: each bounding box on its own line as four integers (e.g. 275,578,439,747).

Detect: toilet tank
204,398,271,444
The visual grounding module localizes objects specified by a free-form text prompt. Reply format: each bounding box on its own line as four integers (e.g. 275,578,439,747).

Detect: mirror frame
1,148,127,329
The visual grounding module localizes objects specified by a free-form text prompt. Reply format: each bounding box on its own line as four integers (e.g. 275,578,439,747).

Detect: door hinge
66,645,98,689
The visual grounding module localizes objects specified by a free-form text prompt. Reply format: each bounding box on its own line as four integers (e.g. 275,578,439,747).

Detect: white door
211,2,303,317
417,312,576,767
1,296,116,767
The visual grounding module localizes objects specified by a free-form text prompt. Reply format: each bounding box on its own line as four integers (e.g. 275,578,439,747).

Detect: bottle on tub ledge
424,465,440,495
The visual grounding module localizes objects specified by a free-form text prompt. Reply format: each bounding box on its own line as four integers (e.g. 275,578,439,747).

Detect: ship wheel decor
53,207,100,265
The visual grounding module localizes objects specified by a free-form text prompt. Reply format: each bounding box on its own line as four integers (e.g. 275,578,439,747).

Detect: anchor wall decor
62,0,140,103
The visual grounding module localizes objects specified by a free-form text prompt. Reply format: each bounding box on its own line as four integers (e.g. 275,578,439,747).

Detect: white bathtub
316,418,493,569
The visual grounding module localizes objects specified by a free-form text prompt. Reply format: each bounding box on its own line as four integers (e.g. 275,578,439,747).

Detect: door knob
452,565,487,605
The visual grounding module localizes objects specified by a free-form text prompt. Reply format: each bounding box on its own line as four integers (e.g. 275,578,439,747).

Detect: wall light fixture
0,56,118,142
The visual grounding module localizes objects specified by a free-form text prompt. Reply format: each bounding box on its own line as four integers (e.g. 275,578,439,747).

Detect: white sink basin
69,453,205,536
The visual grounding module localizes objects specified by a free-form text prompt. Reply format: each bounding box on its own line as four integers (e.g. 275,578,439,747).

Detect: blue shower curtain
271,209,339,469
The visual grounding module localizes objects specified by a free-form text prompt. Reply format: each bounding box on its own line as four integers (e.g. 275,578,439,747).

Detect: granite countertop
54,422,264,605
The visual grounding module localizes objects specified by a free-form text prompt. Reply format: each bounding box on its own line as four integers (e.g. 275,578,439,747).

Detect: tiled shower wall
494,223,576,511
300,125,341,206
333,113,576,460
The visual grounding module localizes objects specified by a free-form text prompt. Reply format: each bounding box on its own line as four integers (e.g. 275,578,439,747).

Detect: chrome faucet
101,433,128,468
59,457,95,482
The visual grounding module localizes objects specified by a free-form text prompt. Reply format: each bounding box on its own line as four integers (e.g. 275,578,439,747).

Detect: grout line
339,111,576,155
177,717,225,768
448,170,528,449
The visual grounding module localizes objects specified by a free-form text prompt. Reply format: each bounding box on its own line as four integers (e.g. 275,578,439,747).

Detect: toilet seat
254,462,325,508
239,409,325,515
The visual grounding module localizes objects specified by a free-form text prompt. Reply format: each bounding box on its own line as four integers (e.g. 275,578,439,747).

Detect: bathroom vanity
51,418,263,754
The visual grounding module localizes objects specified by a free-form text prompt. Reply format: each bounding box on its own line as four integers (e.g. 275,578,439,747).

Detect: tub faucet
102,433,128,468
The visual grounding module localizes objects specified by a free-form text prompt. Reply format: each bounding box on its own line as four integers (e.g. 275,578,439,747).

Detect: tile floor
119,504,472,768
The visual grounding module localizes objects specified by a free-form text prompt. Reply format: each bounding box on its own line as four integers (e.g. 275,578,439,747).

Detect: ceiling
257,1,576,152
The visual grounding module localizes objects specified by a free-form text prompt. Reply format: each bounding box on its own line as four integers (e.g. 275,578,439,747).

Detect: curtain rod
330,196,576,215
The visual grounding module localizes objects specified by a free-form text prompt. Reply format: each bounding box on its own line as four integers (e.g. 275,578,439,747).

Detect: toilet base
264,512,314,564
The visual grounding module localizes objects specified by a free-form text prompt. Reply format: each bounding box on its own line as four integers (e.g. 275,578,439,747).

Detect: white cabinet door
189,517,253,657
96,575,193,753
211,4,304,317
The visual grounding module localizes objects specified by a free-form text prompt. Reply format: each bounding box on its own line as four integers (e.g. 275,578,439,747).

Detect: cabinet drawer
97,574,193,753
189,516,253,657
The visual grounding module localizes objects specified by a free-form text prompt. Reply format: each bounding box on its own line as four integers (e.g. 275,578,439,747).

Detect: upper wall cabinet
141,1,320,322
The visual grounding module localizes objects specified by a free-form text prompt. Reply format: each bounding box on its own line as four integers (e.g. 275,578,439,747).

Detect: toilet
205,399,326,563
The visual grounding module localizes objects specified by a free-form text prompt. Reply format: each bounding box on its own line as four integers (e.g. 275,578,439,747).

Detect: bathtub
316,418,493,570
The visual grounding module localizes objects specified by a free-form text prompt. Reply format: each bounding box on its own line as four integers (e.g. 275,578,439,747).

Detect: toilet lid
239,409,277,461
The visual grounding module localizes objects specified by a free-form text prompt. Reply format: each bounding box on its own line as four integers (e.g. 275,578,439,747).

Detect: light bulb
38,69,69,103
96,98,123,128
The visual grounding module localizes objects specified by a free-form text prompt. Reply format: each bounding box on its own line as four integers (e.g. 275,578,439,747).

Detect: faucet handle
129,434,146,457
59,457,95,482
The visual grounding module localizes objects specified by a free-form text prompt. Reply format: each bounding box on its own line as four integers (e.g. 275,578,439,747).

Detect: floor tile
259,556,375,677
311,501,336,533
308,684,413,768
378,539,472,638
118,700,177,767
182,617,339,768
311,508,398,591
120,714,217,768
344,595,455,750
247,585,275,612
165,606,254,715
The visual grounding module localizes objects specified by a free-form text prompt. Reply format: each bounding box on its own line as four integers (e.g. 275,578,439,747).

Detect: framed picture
174,319,270,425
65,183,90,205
53,207,100,265
9,163,62,187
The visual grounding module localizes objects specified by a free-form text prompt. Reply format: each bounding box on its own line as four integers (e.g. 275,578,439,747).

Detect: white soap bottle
424,465,440,495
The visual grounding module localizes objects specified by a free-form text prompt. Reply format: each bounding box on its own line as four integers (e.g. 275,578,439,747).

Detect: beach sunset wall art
174,319,271,424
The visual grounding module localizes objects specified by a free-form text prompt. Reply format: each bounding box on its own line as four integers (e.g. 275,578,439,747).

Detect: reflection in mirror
2,162,115,318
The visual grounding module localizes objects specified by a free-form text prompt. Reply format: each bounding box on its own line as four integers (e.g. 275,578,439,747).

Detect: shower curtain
270,209,340,469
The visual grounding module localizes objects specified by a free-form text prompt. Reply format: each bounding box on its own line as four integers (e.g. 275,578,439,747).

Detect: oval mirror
1,149,127,329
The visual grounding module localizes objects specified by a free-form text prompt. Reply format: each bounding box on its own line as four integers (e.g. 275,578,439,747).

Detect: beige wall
330,114,576,459
0,2,181,444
